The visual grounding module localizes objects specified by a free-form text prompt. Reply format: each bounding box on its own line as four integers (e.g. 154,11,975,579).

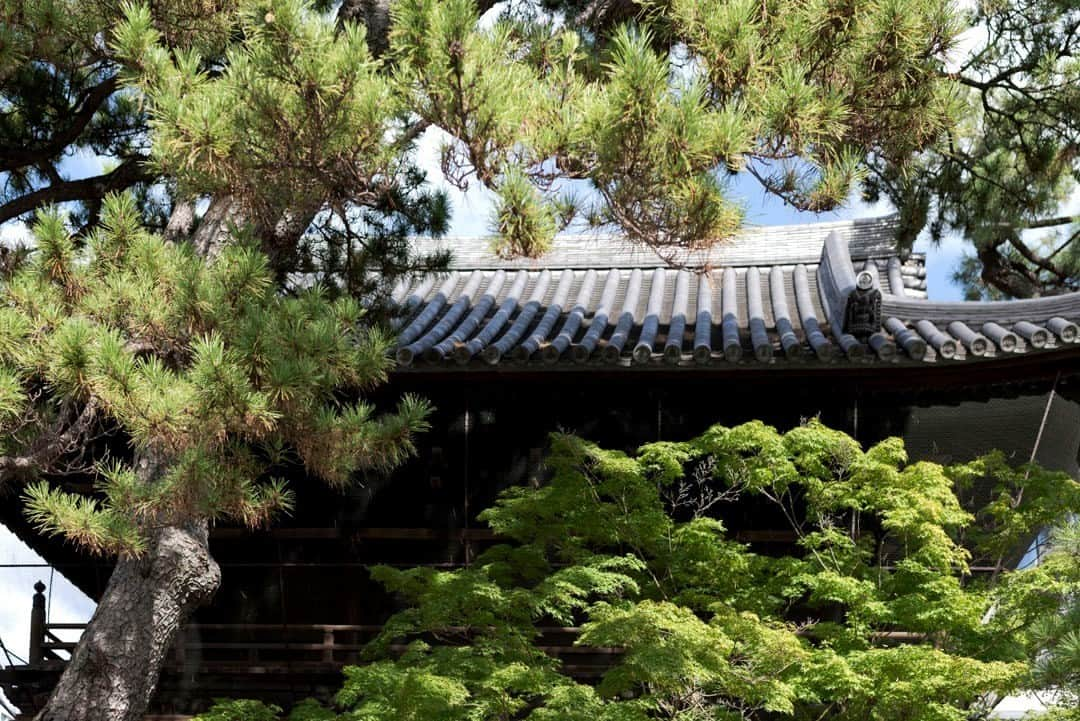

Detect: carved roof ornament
843,271,883,343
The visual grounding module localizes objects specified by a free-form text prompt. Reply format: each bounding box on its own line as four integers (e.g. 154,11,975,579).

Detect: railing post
322,628,334,663
29,580,46,665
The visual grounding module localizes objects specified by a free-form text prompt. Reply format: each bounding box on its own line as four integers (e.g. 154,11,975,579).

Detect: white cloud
944,0,984,74
59,148,109,183
843,185,894,222
0,221,31,248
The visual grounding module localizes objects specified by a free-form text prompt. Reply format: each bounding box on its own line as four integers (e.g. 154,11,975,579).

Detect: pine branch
0,75,120,173
1013,215,1079,231
0,159,153,225
0,399,99,482
1006,233,1069,281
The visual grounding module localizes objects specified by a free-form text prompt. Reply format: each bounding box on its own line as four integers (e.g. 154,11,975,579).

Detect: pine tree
113,0,960,264
0,0,970,718
0,0,240,229
864,0,1080,299
1,194,433,718
3,0,963,260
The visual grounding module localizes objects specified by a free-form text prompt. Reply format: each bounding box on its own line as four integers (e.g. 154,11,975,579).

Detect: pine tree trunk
34,520,221,721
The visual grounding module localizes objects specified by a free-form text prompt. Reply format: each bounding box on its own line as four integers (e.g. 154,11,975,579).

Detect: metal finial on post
30,580,46,665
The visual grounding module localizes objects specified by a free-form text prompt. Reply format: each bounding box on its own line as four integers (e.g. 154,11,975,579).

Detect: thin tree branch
0,75,120,173
0,158,152,225
0,400,99,482
1006,233,1067,279
1016,215,1078,231
1045,230,1079,263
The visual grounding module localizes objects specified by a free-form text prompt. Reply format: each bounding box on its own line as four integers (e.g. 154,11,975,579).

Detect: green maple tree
195,421,1080,721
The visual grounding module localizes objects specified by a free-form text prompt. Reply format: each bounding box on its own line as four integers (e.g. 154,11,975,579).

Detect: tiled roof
390,216,1080,369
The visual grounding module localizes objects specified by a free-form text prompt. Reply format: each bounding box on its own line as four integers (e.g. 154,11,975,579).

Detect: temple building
3,215,1080,716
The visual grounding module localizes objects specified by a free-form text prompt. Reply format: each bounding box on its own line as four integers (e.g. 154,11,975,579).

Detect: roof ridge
413,214,903,270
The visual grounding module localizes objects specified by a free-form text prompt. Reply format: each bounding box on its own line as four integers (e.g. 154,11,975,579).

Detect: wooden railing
29,621,618,681
23,578,930,672
24,581,617,678
169,624,384,669
2,579,936,719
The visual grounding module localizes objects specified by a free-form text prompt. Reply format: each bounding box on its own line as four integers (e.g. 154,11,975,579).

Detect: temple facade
3,215,1080,717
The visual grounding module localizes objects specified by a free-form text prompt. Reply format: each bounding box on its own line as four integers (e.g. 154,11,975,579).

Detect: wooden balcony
0,569,938,718
0,581,620,717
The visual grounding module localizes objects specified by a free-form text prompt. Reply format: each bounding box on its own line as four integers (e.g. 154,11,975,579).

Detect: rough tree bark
34,452,222,721
338,0,394,57
35,521,221,721
162,199,196,244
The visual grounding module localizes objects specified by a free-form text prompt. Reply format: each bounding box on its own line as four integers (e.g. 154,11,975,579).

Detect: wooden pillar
29,580,46,665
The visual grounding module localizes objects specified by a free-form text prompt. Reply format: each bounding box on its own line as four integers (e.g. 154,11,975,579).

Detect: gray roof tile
392,215,1080,369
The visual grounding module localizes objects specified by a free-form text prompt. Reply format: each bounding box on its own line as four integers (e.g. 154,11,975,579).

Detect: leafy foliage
108,0,452,288
199,421,1080,720
76,0,961,268
17,0,1062,293
3,0,449,297
2,195,431,556
994,519,1080,717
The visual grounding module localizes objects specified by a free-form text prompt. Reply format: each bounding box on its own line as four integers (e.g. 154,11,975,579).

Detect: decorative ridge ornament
843,271,883,342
